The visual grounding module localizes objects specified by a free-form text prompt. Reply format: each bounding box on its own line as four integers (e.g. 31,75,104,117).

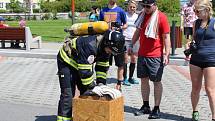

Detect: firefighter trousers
57,56,88,119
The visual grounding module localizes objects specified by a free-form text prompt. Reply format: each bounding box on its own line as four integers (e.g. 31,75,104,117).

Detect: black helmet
102,30,125,55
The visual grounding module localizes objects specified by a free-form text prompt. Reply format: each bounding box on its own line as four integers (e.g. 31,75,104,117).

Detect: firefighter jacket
58,35,110,86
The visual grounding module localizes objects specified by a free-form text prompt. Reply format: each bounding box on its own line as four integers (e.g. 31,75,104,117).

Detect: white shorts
125,40,139,53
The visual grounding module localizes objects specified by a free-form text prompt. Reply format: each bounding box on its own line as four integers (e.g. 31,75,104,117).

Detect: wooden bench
0,27,42,51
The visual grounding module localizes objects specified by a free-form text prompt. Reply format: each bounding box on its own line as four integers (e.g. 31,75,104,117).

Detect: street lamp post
30,0,33,15
71,0,75,25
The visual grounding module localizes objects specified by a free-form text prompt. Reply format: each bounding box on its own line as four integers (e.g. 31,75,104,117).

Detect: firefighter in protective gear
56,30,125,121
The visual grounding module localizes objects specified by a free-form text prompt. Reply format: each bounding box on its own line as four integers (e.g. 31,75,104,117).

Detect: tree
212,0,215,15
157,0,180,17
7,0,24,13
41,0,70,12
39,0,180,16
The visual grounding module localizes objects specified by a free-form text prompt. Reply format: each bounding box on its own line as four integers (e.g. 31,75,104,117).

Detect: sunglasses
129,6,137,9
142,3,154,9
194,9,204,14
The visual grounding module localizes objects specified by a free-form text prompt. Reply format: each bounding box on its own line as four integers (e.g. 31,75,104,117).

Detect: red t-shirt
0,24,8,28
139,11,170,57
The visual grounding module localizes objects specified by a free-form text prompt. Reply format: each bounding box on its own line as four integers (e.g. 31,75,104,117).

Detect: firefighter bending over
56,30,125,121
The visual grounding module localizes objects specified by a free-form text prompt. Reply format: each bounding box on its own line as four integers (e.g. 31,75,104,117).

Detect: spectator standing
132,0,171,119
89,6,99,22
180,0,197,60
189,0,215,121
99,0,128,90
123,0,139,86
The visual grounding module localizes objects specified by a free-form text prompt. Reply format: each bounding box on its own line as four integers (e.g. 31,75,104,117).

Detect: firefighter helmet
103,30,125,55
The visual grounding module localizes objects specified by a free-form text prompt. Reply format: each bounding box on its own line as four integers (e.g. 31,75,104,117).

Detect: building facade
0,0,41,10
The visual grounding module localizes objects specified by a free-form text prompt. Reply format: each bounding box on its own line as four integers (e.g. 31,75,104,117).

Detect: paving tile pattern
0,57,59,108
0,57,212,121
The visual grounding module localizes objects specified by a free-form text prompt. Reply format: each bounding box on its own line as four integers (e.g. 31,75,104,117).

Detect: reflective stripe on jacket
59,35,110,86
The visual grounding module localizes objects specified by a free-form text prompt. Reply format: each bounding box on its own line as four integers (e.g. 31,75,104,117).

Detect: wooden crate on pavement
73,96,124,121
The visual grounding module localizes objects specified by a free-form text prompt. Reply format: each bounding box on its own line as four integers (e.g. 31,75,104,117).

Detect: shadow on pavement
124,105,191,121
124,105,137,114
159,112,191,121
35,115,57,121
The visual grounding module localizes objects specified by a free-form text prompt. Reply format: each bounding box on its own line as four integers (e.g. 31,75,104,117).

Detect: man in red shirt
132,0,171,119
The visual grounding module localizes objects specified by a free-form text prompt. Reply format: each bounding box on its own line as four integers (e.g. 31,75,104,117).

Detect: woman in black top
189,0,215,121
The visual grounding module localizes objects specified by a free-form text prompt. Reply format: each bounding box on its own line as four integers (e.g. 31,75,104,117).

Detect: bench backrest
0,27,25,40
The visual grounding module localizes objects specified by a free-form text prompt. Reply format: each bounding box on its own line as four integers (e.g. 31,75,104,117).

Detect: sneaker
128,78,139,84
134,105,151,116
148,108,160,119
192,111,199,121
123,78,131,86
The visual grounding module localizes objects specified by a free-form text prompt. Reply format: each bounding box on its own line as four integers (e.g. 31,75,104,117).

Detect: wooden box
73,96,124,121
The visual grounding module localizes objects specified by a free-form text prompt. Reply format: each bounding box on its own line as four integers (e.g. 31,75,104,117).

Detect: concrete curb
0,49,188,65
0,44,188,65
0,49,57,59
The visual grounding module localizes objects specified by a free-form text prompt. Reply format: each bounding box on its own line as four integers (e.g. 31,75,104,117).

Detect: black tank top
191,18,215,62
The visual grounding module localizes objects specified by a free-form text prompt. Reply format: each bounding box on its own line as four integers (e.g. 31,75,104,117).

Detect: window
0,3,3,8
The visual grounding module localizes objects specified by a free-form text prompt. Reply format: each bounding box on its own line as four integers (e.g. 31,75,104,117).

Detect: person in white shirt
123,0,139,85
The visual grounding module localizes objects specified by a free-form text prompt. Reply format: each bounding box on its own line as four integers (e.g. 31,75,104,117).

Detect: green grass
7,19,88,42
6,16,182,43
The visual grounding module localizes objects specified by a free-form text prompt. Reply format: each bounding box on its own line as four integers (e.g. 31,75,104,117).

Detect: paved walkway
0,42,211,121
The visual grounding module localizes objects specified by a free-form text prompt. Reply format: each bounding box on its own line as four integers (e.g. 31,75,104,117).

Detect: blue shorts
137,56,164,82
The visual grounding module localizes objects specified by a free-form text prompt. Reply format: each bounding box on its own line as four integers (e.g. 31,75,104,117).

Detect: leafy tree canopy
40,0,180,16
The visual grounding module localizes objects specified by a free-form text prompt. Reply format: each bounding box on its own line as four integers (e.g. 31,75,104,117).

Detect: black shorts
137,56,164,82
190,60,215,69
184,27,193,39
109,53,125,67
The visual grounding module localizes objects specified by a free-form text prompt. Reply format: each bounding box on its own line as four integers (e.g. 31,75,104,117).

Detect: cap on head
142,0,156,4
0,17,5,21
